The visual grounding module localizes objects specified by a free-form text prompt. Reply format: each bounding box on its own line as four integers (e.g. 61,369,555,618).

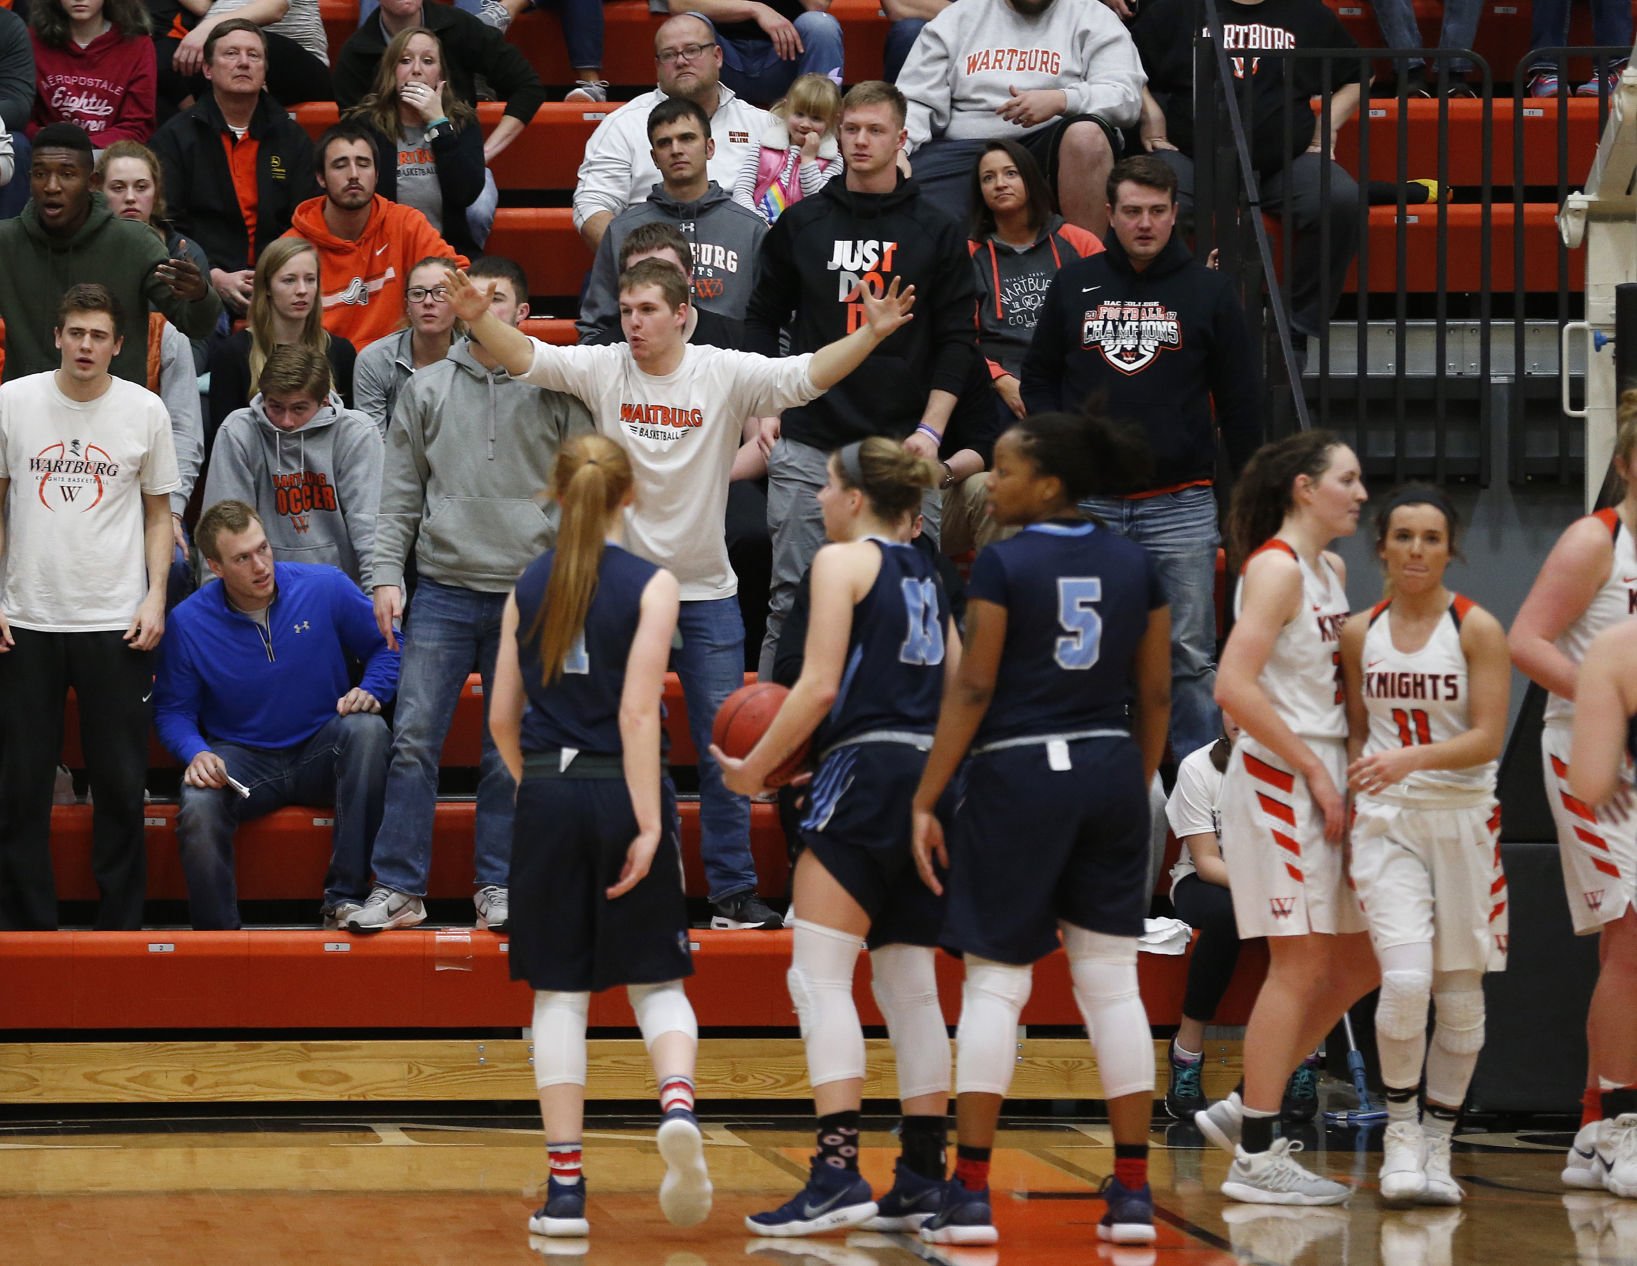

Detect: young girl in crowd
1341,487,1509,1206
1200,430,1380,1205
910,410,1170,1246
1511,389,1637,1195
28,0,155,145
715,437,960,1238
732,72,841,226
489,433,712,1240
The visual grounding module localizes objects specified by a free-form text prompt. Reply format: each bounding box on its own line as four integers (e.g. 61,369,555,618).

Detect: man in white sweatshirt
443,256,914,932
572,12,770,253
896,0,1145,235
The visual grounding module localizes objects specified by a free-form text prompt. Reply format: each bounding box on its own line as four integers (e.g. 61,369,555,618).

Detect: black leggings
1171,872,1244,1024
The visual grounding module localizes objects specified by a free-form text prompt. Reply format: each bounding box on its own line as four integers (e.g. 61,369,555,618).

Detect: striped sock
548,1141,583,1187
660,1074,695,1118
954,1144,991,1192
1114,1142,1148,1190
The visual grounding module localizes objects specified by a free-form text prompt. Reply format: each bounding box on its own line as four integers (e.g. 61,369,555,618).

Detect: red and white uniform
1543,508,1637,933
1350,595,1508,971
1219,539,1364,937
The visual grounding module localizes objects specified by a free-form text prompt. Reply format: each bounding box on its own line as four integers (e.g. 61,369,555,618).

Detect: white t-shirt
1165,740,1226,893
521,340,821,601
0,372,179,631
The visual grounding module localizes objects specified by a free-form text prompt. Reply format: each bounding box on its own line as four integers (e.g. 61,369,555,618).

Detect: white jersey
1165,740,1226,891
1233,538,1350,741
1544,508,1637,726
1359,593,1495,806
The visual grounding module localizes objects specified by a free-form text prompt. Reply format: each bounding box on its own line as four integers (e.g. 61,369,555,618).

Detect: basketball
712,682,808,787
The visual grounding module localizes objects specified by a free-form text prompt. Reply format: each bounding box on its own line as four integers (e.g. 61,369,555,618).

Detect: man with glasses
673,0,843,106
574,12,768,253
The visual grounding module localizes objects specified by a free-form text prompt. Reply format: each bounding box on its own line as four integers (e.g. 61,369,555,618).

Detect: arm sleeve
800,156,838,197
574,224,622,346
200,416,257,511
730,148,761,211
330,569,401,701
927,221,980,397
1063,22,1146,128
369,386,430,591
520,339,604,401
466,17,545,127
332,39,374,109
572,108,635,231
149,122,192,241
744,215,798,356
141,399,181,495
964,541,1009,608
1019,275,1066,414
738,351,825,416
1207,280,1263,477
1164,751,1219,837
410,213,468,270
896,19,952,153
351,344,393,435
434,117,488,211
144,249,225,341
337,415,383,584
0,14,34,133
153,628,212,765
104,38,157,146
207,337,250,437
159,323,203,512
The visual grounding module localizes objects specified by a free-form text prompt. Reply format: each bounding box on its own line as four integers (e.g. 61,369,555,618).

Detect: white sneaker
475,884,509,932
656,1112,712,1227
1194,1091,1243,1154
1380,1120,1428,1204
345,885,426,933
1419,1131,1463,1205
477,0,512,30
320,901,363,931
564,79,609,103
1221,1138,1351,1205
1607,1114,1637,1198
1565,1120,1614,1190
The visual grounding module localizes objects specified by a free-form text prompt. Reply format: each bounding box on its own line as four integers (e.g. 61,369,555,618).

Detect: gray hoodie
371,338,594,593
202,393,383,585
577,180,768,345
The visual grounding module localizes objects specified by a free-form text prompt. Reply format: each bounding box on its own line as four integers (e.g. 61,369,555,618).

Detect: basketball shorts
507,765,693,992
941,733,1150,966
1542,723,1637,934
800,737,949,950
1219,735,1365,938
1350,795,1508,972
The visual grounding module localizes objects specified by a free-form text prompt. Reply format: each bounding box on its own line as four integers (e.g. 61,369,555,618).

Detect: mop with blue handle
1322,1013,1388,1124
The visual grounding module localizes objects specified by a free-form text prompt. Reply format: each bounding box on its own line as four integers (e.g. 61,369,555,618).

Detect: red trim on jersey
1256,792,1297,826
1450,593,1475,628
1491,875,1508,895
1594,507,1621,538
1563,793,1599,825
1594,857,1623,878
1487,805,1502,834
1574,824,1611,852
1550,754,1569,779
1489,900,1507,922
1241,538,1298,575
1367,598,1392,626
1244,751,1296,792
1270,829,1302,857
1285,862,1305,882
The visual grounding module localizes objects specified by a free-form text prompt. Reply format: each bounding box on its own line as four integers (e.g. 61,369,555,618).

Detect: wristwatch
940,461,956,490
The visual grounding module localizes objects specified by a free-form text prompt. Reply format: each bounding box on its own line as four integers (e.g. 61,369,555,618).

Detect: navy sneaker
918,1179,999,1246
528,1174,590,1237
1282,1056,1320,1123
744,1159,877,1237
1097,1175,1157,1245
863,1159,945,1231
1165,1042,1206,1120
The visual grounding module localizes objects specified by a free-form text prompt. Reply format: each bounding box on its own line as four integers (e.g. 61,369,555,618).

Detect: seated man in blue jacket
154,499,401,931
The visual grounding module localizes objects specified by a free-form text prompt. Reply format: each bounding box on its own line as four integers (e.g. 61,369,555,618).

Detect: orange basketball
712,682,809,787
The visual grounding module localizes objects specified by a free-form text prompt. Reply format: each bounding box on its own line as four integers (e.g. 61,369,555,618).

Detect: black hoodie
1021,232,1261,487
746,172,980,449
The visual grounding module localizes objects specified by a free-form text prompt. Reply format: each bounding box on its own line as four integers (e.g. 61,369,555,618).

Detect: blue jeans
1369,0,1483,74
719,11,843,106
370,578,514,896
883,17,926,83
1529,0,1632,69
0,130,29,221
175,712,392,929
1079,486,1222,762
674,597,757,902
530,0,605,69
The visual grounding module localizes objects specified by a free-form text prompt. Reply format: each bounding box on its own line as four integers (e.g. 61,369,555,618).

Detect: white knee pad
870,943,952,1101
1061,925,1154,1099
955,957,1033,1097
789,919,866,1088
1375,965,1433,1091
627,979,698,1049
1426,977,1486,1108
532,990,590,1090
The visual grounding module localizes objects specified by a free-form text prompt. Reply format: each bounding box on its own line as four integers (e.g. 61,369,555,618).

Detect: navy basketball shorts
508,768,693,993
941,734,1150,965
799,739,952,950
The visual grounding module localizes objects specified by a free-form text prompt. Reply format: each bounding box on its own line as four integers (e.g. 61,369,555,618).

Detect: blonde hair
248,238,330,395
832,436,941,522
1605,388,1637,504
348,25,476,143
529,435,636,684
772,73,842,137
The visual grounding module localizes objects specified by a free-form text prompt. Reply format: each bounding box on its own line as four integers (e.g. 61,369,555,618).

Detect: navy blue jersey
814,538,952,752
515,543,660,756
966,520,1167,744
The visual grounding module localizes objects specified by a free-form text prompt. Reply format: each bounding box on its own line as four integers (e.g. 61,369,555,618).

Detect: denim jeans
370,578,514,896
1529,0,1633,69
530,0,606,69
1079,486,1222,761
175,712,392,929
719,11,844,105
675,597,758,902
1369,0,1482,74
883,18,926,83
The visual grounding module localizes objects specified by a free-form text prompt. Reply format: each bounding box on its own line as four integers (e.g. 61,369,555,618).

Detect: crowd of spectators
0,0,1560,932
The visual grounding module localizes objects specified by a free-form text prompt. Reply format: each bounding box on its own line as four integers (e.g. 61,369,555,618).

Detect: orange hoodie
285,194,468,351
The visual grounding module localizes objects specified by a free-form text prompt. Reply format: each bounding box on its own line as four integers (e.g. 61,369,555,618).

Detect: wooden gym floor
0,1106,1609,1265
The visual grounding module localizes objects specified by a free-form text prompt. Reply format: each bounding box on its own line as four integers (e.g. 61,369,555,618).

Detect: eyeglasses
407,286,450,303
656,41,715,65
